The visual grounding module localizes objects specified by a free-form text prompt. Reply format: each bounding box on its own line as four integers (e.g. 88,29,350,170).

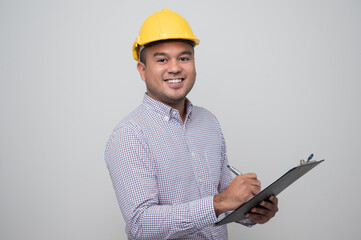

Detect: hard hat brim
132,37,200,62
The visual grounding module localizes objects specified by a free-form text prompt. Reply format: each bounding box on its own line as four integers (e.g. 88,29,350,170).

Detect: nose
167,59,181,74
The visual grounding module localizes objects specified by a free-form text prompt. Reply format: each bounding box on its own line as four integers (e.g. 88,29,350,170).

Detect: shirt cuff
189,196,218,230
237,218,256,227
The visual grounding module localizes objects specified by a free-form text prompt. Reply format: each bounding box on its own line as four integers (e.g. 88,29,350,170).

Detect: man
105,8,278,239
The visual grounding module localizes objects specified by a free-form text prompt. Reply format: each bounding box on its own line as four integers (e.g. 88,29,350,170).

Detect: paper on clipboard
215,159,325,226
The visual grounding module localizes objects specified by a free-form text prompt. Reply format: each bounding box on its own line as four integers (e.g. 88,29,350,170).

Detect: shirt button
191,152,195,157
198,179,203,183
164,116,169,121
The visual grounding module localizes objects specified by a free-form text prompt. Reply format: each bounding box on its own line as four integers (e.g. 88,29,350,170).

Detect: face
137,41,196,108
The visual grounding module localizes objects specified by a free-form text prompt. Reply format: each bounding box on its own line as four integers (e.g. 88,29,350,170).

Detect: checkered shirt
105,94,246,239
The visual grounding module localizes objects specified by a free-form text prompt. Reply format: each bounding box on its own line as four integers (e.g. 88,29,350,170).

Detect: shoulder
104,105,152,164
106,105,147,148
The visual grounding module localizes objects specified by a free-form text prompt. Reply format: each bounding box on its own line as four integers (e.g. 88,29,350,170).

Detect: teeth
167,79,182,83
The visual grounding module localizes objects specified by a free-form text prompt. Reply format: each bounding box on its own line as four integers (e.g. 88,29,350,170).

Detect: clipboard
215,159,324,226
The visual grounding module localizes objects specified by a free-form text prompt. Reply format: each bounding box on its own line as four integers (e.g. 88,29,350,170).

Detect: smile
165,78,183,83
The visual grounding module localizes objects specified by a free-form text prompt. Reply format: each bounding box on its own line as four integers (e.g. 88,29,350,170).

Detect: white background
1,0,360,239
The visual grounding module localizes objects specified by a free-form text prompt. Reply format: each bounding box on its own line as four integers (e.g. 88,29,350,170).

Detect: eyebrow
153,50,193,58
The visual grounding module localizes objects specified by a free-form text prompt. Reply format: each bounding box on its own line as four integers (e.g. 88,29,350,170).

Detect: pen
307,154,314,162
227,165,242,176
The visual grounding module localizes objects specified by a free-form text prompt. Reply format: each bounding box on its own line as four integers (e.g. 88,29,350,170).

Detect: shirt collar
142,93,193,121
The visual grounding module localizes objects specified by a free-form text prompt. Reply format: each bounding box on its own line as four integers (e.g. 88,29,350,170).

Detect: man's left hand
245,195,279,224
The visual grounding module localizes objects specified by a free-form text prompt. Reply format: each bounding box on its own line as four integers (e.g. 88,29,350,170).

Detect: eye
179,57,189,62
156,58,167,63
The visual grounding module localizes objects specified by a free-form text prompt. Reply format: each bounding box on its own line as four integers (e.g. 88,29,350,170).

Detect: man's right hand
213,173,261,217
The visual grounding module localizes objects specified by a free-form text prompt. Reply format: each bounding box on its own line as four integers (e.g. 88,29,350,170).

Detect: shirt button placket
192,150,207,194
186,131,205,196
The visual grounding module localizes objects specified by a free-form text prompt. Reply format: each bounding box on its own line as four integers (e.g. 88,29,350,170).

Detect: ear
137,62,146,82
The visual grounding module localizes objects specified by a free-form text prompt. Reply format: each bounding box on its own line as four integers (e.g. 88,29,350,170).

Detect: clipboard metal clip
300,159,316,165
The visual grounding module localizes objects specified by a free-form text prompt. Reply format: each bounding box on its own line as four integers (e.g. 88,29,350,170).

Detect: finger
244,196,279,224
251,179,261,187
248,201,277,216
259,199,278,212
251,185,261,195
245,212,270,224
235,175,261,189
242,173,258,179
246,178,261,191
247,206,276,224
268,195,278,205
250,205,272,217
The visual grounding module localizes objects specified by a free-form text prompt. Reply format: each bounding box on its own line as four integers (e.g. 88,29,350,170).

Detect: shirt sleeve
217,128,233,194
215,118,256,227
105,124,219,239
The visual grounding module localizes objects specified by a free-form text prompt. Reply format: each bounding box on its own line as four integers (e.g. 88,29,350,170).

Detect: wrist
213,193,226,217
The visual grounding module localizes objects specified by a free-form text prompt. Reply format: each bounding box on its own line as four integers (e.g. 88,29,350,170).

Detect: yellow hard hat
132,8,200,61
